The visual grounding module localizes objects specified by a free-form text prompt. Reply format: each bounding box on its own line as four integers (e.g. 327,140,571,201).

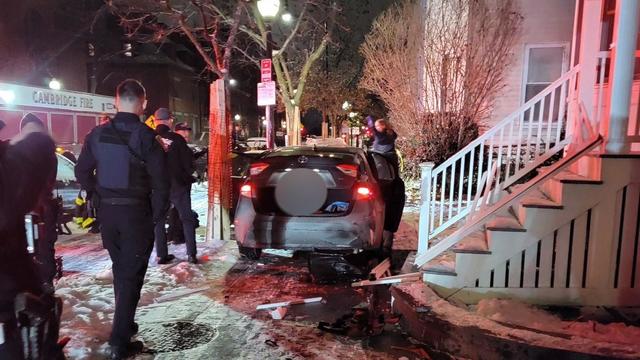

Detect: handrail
418,65,582,250
433,65,580,172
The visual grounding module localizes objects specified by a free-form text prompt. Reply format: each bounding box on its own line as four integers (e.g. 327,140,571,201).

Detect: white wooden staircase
414,64,640,306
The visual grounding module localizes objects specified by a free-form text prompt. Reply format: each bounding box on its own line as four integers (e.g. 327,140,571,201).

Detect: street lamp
234,114,241,121
229,79,238,86
342,101,351,111
257,0,280,18
258,0,280,150
49,78,62,90
281,12,293,23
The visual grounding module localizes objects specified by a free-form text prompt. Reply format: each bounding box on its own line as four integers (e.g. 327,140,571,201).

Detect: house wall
489,0,576,129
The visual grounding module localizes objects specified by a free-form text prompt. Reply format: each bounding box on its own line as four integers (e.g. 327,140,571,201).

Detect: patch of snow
395,283,640,358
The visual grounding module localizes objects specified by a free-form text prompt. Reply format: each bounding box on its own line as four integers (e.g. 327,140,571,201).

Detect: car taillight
356,184,373,200
240,184,254,198
250,162,270,176
336,164,358,177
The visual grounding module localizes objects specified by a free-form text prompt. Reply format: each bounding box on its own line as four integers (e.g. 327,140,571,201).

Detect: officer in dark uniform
153,108,198,264
75,79,169,359
0,114,61,359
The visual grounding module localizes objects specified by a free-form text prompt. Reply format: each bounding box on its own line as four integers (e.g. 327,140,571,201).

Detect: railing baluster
596,55,606,128
448,162,456,219
439,169,445,228
505,120,515,183
557,80,567,144
494,127,504,197
514,112,524,175
525,104,535,163
430,172,437,233
486,136,494,205
535,96,546,157
476,142,485,196
458,156,465,213
546,86,556,151
467,145,475,207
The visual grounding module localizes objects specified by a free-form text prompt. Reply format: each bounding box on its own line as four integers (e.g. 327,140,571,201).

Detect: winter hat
174,122,192,131
20,113,45,130
154,108,172,121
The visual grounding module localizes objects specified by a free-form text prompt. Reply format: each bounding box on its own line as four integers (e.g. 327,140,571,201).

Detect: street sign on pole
260,59,272,83
257,82,276,106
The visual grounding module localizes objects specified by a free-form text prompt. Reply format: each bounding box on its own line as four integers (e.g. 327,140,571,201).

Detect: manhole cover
140,321,218,353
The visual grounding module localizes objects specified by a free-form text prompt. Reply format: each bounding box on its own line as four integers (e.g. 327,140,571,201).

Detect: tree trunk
206,79,231,243
285,105,302,145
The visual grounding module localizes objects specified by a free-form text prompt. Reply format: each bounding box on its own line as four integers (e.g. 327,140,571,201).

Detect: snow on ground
476,298,640,346
56,236,416,359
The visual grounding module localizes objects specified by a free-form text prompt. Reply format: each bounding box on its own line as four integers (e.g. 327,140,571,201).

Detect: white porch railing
415,104,601,267
594,50,640,145
418,66,581,254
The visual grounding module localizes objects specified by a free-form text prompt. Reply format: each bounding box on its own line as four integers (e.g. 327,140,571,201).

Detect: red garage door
51,113,74,144
77,115,97,142
0,109,23,141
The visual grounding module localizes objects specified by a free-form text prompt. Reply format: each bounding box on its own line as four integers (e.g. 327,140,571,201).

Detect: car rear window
263,148,357,162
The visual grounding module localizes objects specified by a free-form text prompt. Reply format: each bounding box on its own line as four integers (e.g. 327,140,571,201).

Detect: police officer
75,79,169,359
0,114,61,359
153,109,199,264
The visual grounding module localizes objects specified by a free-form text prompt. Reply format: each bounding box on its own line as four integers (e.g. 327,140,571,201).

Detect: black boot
157,254,176,265
109,340,144,360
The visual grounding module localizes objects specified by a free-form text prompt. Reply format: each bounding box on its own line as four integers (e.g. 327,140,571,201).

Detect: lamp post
257,0,280,150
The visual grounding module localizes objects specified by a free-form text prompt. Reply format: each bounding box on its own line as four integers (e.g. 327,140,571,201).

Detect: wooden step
452,230,490,254
486,214,525,232
554,170,602,185
421,251,457,276
520,188,563,209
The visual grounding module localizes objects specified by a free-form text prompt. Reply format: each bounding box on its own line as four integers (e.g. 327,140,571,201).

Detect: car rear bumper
234,197,383,250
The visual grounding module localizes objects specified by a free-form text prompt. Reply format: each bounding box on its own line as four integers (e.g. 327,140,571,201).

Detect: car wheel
238,245,262,260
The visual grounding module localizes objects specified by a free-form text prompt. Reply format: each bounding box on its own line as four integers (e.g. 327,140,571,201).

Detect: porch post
418,162,435,254
576,0,604,124
605,0,640,154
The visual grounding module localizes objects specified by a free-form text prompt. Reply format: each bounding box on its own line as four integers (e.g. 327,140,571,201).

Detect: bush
398,112,480,179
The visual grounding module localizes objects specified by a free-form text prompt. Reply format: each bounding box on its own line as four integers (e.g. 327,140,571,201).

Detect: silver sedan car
234,146,395,259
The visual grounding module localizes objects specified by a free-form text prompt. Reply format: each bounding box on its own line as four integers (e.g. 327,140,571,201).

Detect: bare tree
236,1,339,145
109,0,248,240
301,61,369,137
360,0,521,177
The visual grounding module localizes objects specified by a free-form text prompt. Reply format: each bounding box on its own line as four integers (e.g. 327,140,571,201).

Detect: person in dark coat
0,114,59,359
75,79,169,359
366,116,404,259
153,109,199,264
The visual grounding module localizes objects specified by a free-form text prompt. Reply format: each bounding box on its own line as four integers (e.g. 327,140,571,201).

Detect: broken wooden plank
383,272,422,280
256,296,323,310
368,258,391,280
352,274,421,287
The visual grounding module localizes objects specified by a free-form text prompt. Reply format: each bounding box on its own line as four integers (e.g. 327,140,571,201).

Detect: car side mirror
369,152,396,182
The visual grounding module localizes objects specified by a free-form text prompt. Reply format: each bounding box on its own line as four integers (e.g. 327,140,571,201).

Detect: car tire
238,245,262,260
